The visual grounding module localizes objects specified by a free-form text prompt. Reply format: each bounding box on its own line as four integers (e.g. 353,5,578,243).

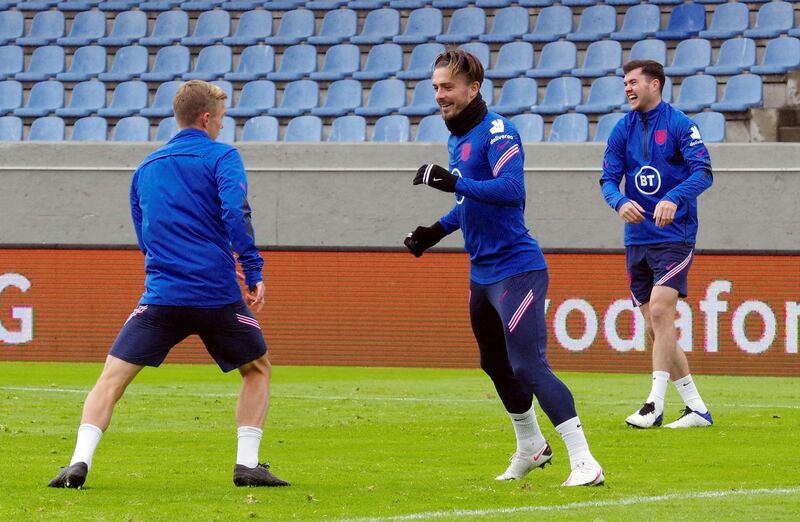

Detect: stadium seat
17,0,59,9
29,116,65,141
0,116,23,141
372,114,410,142
310,44,360,81
99,46,148,82
71,116,107,141
0,81,23,116
180,0,225,9
479,6,528,44
699,2,749,40
284,115,323,142
156,116,178,141
220,1,262,9
576,76,625,114
306,0,349,8
140,80,182,118
97,11,147,47
267,44,316,81
605,0,639,5
436,6,485,45
140,10,189,46
0,12,24,46
650,0,682,5
548,113,589,142
355,78,406,117
352,43,403,81
17,11,65,46
519,0,554,6
567,4,616,43
351,8,400,45
311,79,361,117
532,77,582,115
664,39,712,77
593,112,624,142
182,10,230,46
572,40,622,78
480,79,494,105
15,81,63,118
672,75,717,113
141,46,191,82
57,45,106,82
240,115,279,141
475,0,514,6
617,40,667,75
393,7,443,45
263,0,305,10
217,115,235,144
706,38,756,76
140,0,183,10
59,1,104,11
710,74,762,112
308,9,358,45
432,0,470,8
16,45,65,82
743,1,793,39
485,42,535,80
489,77,537,116
397,43,446,81
399,80,437,116
510,113,544,142
656,2,706,40
751,37,800,75
112,116,149,141
414,114,448,142
562,0,599,6
525,41,576,79
690,111,725,142
0,46,24,81
98,0,140,11
348,0,390,10
56,80,105,117
264,9,315,46
328,115,367,142
57,10,106,46
225,45,274,81
389,0,426,8
523,5,572,43
610,4,660,41
268,80,319,117
223,10,272,46
460,42,491,71
98,80,148,117
184,45,233,81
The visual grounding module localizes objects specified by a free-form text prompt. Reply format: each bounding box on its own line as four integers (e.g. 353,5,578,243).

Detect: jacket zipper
642,115,649,162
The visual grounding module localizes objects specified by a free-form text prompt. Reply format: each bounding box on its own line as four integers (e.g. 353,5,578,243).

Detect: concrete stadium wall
1,142,799,251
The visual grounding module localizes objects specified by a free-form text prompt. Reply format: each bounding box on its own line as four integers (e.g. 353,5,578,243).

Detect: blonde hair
172,80,227,127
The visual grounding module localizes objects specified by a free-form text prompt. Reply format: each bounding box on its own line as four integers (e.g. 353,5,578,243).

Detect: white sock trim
672,374,708,413
555,416,597,471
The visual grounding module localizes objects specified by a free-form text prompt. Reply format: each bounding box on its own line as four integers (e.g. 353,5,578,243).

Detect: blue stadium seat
268,80,319,117
672,75,717,113
548,113,588,142
263,0,305,10
0,116,23,141
617,40,667,75
0,12,24,46
352,43,403,81
460,42,491,71
567,4,616,43
184,45,233,81
355,78,406,117
140,80,182,118
479,6,528,44
710,74,762,112
71,116,107,141
140,10,189,46
310,44,360,81
223,10,272,46
180,0,225,9
510,113,544,142
17,11,65,46
571,40,621,78
308,9,358,45
475,0,514,6
98,80,148,117
241,115,279,141
526,41,576,79
99,46,148,82
743,1,793,39
695,0,727,3
56,80,105,117
389,0,426,8
699,2,749,40
0,46,24,81
664,39,712,77
605,0,639,5
306,0,349,9
575,77,623,115
311,79,361,117
97,0,139,11
397,43,445,80
0,81,23,116
485,42,535,80
328,115,367,142
112,116,150,141
140,0,183,10
489,77,537,116
393,7,443,45
414,114,448,142
706,38,756,76
284,115,322,142
352,8,400,45
372,114,410,142
264,9,315,46
690,111,725,142
348,0,390,10
16,46,65,82
217,115,235,144
519,0,554,6
562,0,598,6
225,45,274,81
656,2,706,40
17,1,60,12
523,5,572,43
436,6,485,45
57,10,106,46
141,46,191,81
98,11,147,46
593,112,624,142
156,116,178,141
752,37,800,75
480,79,493,105
221,0,262,9
267,44,316,81
610,4,660,41
399,80,437,116
650,0,682,5
432,0,470,8
532,76,582,115
182,10,230,46
57,45,106,82
29,116,65,141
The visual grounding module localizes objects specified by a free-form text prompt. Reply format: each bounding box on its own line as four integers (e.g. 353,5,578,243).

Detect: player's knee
240,355,271,381
648,301,674,327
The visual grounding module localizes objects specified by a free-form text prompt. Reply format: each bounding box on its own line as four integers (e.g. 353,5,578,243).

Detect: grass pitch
0,362,798,521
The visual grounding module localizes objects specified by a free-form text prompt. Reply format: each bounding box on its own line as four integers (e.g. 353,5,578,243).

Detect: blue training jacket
439,112,547,285
130,128,263,306
600,101,713,246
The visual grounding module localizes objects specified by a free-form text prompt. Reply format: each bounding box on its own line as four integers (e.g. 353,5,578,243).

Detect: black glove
413,164,458,193
404,222,447,258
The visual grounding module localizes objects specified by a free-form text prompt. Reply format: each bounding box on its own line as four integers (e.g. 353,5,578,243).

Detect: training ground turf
0,362,798,521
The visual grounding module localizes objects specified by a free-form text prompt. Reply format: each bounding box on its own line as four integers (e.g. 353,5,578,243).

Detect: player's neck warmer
446,93,487,137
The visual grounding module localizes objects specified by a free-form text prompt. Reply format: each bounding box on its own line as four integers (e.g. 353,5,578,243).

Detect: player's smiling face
624,68,661,112
432,66,480,122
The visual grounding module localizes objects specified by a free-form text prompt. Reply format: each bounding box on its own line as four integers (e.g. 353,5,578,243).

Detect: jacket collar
636,101,666,123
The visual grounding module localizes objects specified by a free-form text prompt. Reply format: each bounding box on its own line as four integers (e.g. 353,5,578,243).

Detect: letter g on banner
0,273,33,344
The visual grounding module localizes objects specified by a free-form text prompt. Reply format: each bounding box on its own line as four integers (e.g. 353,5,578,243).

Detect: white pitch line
338,486,800,522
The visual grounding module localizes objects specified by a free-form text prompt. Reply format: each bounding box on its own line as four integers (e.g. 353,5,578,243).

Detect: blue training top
438,112,547,285
600,101,713,246
130,128,263,306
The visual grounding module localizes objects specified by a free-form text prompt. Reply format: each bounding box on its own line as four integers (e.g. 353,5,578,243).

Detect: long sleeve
453,138,525,207
663,120,713,207
129,170,146,254
599,121,629,211
438,204,460,234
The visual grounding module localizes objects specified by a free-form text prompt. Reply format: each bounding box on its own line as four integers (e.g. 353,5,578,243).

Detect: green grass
0,362,798,521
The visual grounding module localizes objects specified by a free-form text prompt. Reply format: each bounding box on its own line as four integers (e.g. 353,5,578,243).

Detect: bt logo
0,273,33,344
634,166,661,196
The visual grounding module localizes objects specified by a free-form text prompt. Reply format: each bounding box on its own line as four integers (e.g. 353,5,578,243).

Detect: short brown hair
172,80,227,127
432,48,484,85
623,60,665,93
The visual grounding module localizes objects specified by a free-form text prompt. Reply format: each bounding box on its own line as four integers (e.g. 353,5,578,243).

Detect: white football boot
625,402,663,429
495,442,553,481
562,460,605,487
664,407,713,428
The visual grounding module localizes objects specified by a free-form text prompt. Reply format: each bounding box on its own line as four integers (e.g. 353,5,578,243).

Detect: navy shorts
109,300,267,372
626,243,694,306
